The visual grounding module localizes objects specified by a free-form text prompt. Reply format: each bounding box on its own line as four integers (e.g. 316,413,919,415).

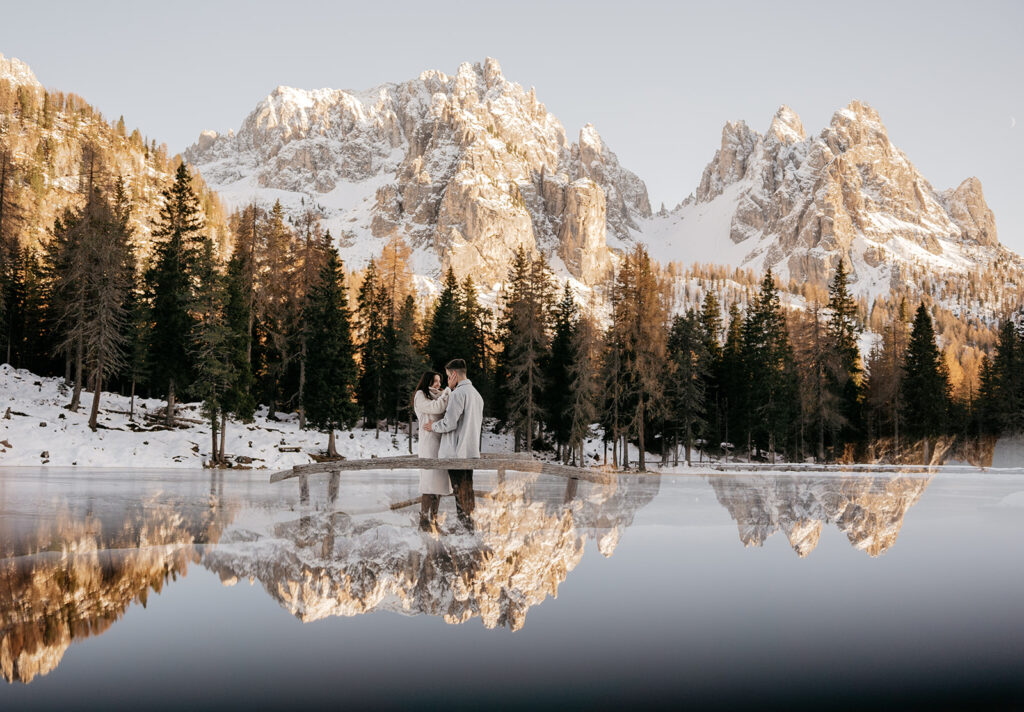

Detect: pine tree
825,260,864,449
292,216,328,428
499,249,554,453
357,259,391,434
146,163,205,425
743,269,799,462
426,268,466,374
391,294,426,450
81,189,132,431
460,275,493,408
191,237,234,464
566,297,600,466
255,200,295,418
900,303,950,442
223,240,257,426
544,282,578,459
666,310,709,465
304,247,359,457
719,304,746,457
698,290,724,455
984,318,1024,433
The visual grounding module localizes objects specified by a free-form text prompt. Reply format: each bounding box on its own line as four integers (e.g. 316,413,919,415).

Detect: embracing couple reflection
412,358,484,532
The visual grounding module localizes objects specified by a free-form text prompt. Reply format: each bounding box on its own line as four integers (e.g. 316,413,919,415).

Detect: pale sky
2,0,1021,253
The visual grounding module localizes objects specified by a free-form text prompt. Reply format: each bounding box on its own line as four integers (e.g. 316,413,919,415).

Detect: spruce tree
900,303,949,441
986,318,1024,433
223,241,257,425
391,294,426,450
566,299,600,466
666,310,708,465
499,249,554,452
426,268,466,374
743,269,799,462
191,237,234,464
146,163,205,425
460,275,493,408
719,304,746,457
255,200,295,418
304,247,359,457
544,282,578,459
698,290,724,454
826,260,864,448
357,259,391,433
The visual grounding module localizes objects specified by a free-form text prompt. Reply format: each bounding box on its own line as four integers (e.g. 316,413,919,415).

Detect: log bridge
269,452,614,485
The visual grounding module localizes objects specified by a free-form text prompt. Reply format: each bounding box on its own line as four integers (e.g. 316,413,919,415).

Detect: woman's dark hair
412,371,441,408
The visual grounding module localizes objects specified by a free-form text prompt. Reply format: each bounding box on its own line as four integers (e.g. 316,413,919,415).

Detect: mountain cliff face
185,58,651,285
640,101,1019,296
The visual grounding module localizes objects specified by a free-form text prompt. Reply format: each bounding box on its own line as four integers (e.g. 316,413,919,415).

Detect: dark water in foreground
0,467,1021,710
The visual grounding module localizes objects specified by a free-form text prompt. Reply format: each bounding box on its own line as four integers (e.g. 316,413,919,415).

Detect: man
424,358,484,529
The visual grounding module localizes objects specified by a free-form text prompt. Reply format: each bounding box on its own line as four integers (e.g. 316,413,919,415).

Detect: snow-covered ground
0,364,614,470
4,364,1020,472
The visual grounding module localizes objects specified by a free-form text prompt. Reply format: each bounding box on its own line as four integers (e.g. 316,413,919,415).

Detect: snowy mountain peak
0,53,41,90
767,105,805,144
639,100,1022,298
186,58,651,285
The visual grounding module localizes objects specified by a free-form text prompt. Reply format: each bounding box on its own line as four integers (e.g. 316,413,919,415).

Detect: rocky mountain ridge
640,101,1016,297
186,58,650,285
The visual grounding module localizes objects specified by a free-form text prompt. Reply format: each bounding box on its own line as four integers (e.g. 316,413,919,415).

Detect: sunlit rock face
186,58,650,285
708,474,930,558
0,497,233,684
655,101,1020,294
202,474,659,631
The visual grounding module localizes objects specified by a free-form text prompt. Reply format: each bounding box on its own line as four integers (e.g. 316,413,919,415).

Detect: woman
413,371,451,528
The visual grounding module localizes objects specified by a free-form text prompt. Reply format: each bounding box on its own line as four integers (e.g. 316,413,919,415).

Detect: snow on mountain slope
638,102,1023,299
186,58,650,287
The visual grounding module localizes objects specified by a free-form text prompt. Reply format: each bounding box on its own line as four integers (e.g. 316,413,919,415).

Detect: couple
413,358,484,530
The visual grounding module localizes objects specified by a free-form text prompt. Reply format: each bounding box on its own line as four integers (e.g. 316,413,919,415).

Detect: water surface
0,467,1021,710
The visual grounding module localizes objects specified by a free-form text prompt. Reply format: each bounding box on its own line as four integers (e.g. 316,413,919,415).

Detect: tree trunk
327,429,339,458
298,343,306,429
88,360,103,431
166,378,176,427
68,336,83,412
219,411,227,465
684,422,692,466
129,377,136,421
210,411,219,466
638,400,646,471
408,411,413,454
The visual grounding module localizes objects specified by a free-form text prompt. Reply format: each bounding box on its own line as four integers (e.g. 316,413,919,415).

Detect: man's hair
445,358,467,374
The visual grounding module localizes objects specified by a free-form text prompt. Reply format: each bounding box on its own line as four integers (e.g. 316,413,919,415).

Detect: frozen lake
1,467,1022,709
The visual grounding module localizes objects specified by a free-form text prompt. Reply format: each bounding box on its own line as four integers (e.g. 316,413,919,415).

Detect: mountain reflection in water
709,474,931,557
0,470,932,686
